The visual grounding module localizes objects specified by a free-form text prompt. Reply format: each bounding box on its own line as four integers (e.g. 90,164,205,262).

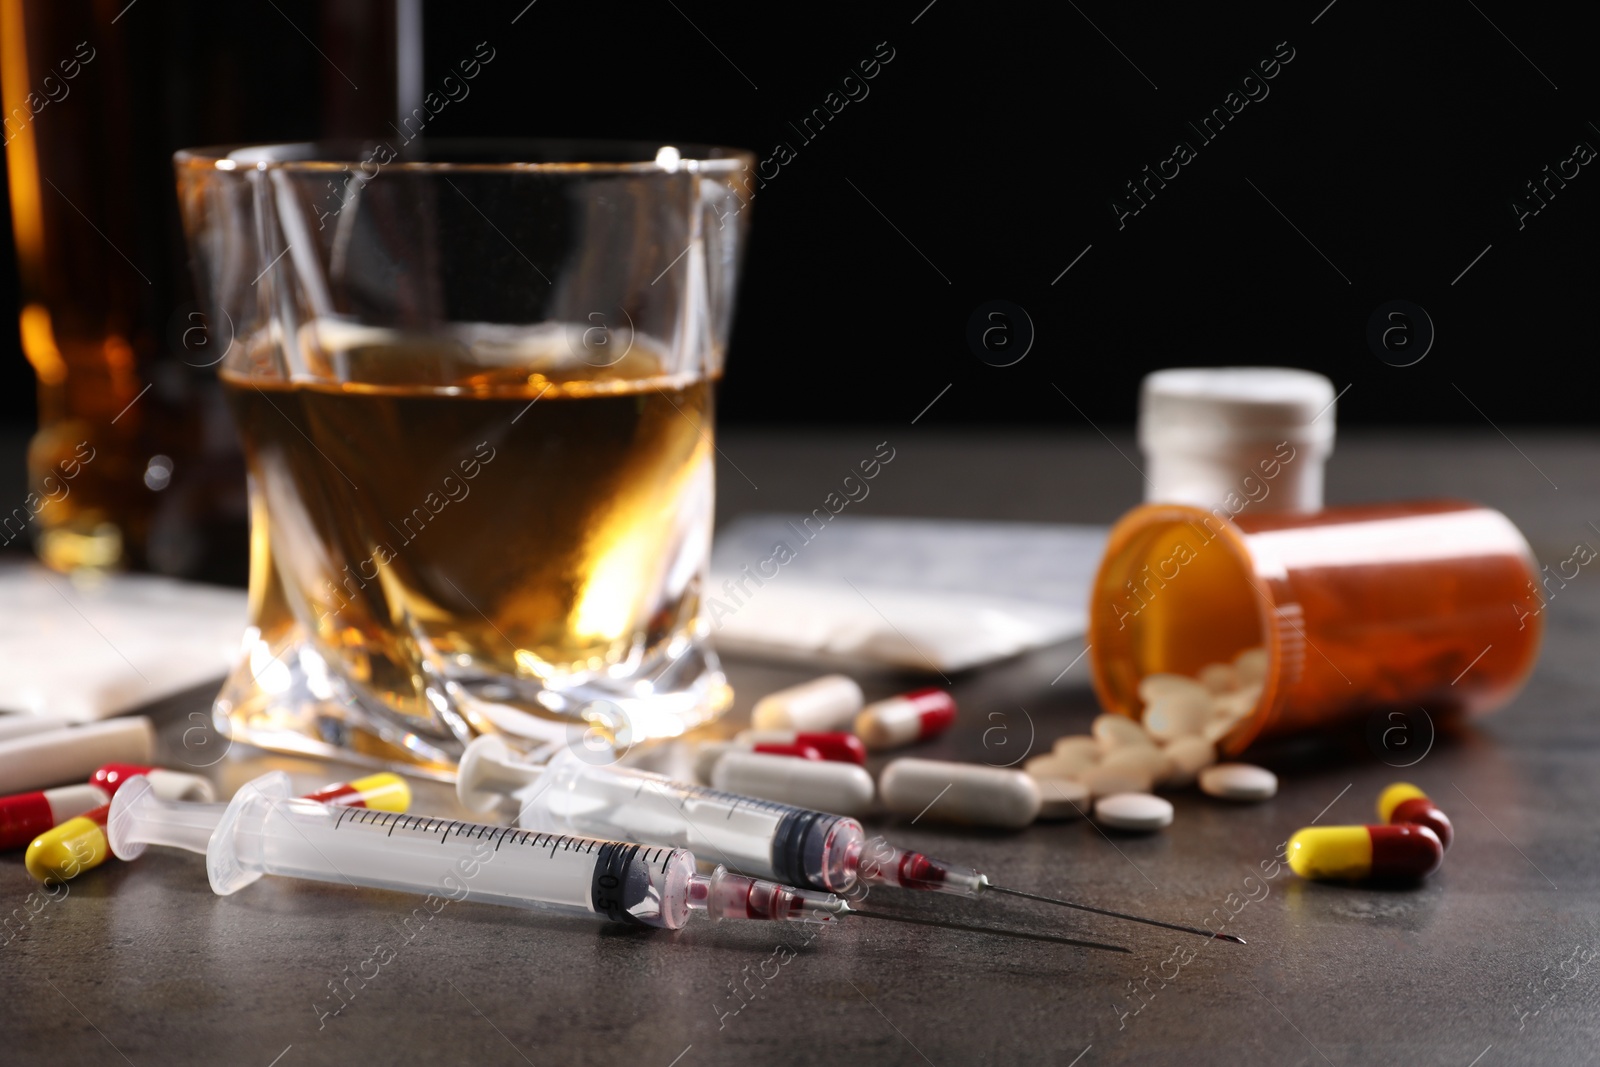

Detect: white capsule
879,758,1040,829
1032,775,1090,820
1138,673,1211,706
0,718,154,794
735,730,805,745
1233,647,1269,685
711,751,874,816
1077,762,1154,798
1092,714,1153,750
750,675,864,733
1197,662,1238,694
0,714,75,743
1094,792,1174,832
1141,692,1209,741
1161,736,1217,787
1199,762,1279,802
691,741,743,784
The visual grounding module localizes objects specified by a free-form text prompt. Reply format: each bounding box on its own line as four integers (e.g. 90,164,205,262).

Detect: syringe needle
842,906,1130,952
981,881,1246,944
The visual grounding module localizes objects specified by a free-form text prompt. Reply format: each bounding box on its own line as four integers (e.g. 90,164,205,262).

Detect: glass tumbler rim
173,137,756,176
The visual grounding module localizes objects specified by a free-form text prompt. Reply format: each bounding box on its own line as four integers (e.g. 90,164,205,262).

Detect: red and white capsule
732,731,868,765
0,784,109,850
91,763,215,802
692,741,822,784
854,688,957,751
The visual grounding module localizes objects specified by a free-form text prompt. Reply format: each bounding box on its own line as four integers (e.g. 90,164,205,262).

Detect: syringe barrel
215,780,696,929
516,761,865,893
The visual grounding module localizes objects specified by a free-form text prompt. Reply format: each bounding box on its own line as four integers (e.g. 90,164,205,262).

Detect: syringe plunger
456,735,545,813
107,778,223,860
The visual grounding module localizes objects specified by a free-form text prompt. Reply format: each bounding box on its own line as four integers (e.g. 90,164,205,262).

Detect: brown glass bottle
1088,500,1544,753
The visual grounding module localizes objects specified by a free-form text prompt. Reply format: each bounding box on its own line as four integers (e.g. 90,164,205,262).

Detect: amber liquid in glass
222,338,713,724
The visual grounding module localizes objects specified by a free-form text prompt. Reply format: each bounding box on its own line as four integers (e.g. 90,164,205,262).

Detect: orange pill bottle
1087,500,1544,753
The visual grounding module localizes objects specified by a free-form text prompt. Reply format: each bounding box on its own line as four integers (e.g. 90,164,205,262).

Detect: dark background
1,0,1594,430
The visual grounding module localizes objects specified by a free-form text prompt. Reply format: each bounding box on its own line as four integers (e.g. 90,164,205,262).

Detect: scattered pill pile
1020,647,1277,831
694,674,1455,891
690,655,1283,835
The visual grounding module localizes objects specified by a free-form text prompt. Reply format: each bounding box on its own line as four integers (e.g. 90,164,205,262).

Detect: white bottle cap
1138,367,1336,513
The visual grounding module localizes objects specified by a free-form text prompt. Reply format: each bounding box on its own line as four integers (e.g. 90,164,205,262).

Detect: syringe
109,772,1126,950
459,736,864,892
461,738,1241,944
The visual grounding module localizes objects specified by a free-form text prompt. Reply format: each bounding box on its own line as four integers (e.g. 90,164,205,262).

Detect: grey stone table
4,431,1598,1066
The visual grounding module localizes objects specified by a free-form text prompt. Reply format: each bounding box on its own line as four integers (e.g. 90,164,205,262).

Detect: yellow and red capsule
1287,823,1444,881
1377,782,1453,850
25,772,411,884
300,772,413,812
